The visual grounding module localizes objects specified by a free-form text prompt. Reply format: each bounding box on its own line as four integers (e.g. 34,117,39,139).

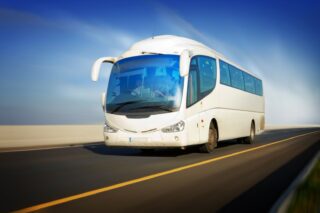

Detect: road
0,128,319,213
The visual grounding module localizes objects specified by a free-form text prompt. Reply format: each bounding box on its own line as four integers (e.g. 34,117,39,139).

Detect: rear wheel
243,122,255,144
199,126,218,153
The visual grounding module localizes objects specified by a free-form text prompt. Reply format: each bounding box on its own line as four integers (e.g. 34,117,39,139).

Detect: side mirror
179,50,190,76
101,92,106,112
91,57,116,82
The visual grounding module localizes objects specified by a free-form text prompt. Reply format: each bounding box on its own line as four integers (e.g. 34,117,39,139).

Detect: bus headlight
104,122,118,133
161,121,185,133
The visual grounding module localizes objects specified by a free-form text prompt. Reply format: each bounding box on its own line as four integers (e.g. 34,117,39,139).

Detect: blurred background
0,0,319,125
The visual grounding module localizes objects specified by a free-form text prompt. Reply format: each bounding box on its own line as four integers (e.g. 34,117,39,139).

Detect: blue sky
0,0,319,125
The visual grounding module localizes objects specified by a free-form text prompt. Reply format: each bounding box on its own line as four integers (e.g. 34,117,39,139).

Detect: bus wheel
244,122,255,144
199,126,217,153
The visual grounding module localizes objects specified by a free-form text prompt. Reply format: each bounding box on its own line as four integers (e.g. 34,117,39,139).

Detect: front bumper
104,130,187,148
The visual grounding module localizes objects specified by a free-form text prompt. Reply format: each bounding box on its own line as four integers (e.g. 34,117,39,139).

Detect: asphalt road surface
0,128,319,213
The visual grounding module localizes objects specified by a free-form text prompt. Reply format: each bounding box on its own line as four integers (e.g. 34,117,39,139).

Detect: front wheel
243,122,255,144
199,126,218,153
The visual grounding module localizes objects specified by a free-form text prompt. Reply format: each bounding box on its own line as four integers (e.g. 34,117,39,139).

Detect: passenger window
255,78,263,96
187,58,199,107
219,60,231,85
198,56,216,96
229,65,244,90
243,72,255,94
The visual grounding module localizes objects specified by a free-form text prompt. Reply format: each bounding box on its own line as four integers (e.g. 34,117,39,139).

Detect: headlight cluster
104,122,118,133
161,121,185,133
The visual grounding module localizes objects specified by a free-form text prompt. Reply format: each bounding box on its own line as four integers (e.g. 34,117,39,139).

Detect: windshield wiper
132,105,174,112
110,100,144,113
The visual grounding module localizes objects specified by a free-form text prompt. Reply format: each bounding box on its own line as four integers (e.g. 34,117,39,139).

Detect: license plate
129,137,147,142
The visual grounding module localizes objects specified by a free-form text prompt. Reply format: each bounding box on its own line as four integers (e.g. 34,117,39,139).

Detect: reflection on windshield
106,54,183,115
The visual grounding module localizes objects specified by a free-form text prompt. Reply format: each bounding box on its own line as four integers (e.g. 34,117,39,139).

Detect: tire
199,126,218,153
243,122,255,144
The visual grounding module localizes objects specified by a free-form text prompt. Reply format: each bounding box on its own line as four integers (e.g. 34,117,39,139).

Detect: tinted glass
187,58,199,106
229,65,244,90
198,56,216,95
106,55,184,114
255,78,263,96
219,60,231,85
243,72,256,94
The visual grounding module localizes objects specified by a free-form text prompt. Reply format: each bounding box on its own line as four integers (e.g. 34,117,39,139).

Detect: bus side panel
200,83,264,141
185,102,201,146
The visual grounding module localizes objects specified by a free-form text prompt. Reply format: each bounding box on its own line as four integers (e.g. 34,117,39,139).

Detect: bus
91,35,265,153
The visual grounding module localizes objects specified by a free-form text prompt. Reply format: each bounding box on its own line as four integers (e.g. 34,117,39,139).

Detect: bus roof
118,35,259,79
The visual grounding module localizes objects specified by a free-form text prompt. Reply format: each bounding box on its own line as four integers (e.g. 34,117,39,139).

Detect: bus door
186,60,200,144
197,56,217,143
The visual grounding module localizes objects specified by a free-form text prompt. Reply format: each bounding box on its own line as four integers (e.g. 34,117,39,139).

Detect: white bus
91,35,265,153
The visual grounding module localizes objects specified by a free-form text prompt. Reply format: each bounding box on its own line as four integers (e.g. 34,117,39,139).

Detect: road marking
14,130,320,213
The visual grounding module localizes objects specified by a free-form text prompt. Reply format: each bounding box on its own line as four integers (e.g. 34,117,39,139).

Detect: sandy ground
0,125,103,149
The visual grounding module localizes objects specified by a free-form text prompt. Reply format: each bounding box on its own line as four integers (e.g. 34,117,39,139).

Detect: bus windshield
106,54,184,115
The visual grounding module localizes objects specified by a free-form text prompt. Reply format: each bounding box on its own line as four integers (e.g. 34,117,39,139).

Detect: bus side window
198,56,216,97
219,60,231,86
243,72,255,94
255,78,263,96
187,58,199,107
229,65,245,91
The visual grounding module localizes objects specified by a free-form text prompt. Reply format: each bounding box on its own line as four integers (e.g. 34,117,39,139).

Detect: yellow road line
14,130,320,213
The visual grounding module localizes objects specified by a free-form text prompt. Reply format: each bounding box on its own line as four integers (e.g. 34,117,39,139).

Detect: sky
0,0,319,125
